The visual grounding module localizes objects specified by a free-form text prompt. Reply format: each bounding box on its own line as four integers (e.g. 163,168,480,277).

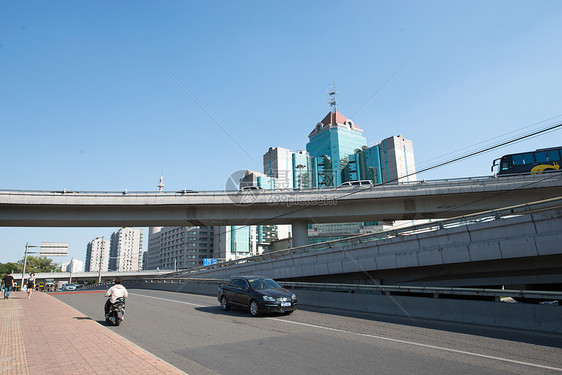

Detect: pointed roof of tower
309,111,363,138
320,111,348,127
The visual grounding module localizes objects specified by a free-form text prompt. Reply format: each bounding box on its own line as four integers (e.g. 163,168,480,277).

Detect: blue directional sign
203,258,217,266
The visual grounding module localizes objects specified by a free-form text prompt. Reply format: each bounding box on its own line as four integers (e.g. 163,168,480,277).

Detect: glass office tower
306,111,368,187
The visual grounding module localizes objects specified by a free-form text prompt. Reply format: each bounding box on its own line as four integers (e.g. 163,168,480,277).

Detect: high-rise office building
59,262,69,272
307,111,368,187
219,169,292,261
145,226,214,270
214,225,255,261
263,114,416,189
67,258,84,273
109,228,143,272
144,176,215,270
263,148,312,190
220,95,418,258
144,227,163,270
239,170,277,189
263,147,295,189
85,236,110,272
379,135,416,183
214,224,290,261
258,99,417,245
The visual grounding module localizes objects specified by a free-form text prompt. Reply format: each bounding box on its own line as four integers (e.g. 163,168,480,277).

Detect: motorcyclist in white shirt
104,277,128,318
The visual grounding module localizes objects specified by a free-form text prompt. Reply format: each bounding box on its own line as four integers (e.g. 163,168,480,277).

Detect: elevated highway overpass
10,269,173,285
166,199,562,288
1,172,562,246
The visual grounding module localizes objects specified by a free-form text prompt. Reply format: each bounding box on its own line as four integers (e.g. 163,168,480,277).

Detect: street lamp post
98,236,105,284
21,242,40,288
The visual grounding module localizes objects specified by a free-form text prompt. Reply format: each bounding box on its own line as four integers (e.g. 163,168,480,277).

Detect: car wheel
220,296,230,311
249,300,260,317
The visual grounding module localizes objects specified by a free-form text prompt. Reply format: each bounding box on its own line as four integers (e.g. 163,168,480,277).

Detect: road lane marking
48,290,106,295
129,292,206,307
267,318,562,372
128,292,562,372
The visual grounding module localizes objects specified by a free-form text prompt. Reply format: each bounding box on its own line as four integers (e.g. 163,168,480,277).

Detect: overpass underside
296,253,562,289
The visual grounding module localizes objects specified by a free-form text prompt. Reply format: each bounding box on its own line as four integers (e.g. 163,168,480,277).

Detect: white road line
129,293,561,372
267,318,562,372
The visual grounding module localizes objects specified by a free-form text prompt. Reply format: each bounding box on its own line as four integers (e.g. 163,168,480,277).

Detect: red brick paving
0,291,187,375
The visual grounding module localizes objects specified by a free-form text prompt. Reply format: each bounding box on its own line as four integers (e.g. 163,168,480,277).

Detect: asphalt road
53,289,562,375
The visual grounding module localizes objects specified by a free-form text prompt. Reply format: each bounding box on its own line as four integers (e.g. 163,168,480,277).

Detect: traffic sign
203,258,217,266
40,242,69,257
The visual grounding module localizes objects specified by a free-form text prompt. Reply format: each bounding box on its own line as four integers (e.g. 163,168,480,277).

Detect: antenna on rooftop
329,83,337,113
157,175,164,192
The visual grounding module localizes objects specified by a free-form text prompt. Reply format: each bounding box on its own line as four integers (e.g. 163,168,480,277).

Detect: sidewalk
0,290,187,375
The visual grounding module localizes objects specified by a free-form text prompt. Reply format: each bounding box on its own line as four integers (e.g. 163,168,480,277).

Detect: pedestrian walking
2,271,15,299
27,273,36,299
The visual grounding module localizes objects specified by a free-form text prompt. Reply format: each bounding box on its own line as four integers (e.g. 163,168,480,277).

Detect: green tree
0,262,22,277
17,256,58,273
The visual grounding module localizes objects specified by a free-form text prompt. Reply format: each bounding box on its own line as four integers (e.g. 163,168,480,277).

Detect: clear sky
1,1,561,264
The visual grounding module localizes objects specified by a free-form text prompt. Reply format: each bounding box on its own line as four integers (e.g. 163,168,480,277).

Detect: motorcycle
106,297,125,326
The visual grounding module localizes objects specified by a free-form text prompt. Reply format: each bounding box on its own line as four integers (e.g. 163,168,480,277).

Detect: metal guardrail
0,171,559,197
281,282,562,302
126,278,561,304
0,175,495,195
167,196,562,278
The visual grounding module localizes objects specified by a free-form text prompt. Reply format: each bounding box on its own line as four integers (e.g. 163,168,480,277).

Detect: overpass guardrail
1,171,560,198
124,277,561,305
0,174,502,196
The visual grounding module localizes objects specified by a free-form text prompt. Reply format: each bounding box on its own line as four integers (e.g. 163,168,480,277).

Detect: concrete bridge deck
1,173,561,227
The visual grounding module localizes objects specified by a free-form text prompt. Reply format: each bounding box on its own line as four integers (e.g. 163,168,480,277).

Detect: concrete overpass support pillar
292,221,309,248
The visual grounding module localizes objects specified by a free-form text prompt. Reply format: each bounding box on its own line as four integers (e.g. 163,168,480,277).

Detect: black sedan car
218,276,297,316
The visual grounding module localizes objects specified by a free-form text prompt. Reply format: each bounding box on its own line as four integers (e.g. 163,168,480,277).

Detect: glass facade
218,171,286,261
235,109,418,253
230,226,252,255
306,120,368,187
343,145,383,184
292,151,312,189
263,113,414,190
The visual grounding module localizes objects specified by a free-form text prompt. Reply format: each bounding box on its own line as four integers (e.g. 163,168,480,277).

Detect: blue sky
1,1,561,264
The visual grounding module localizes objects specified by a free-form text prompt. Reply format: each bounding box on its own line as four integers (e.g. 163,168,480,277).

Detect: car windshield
249,278,281,290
